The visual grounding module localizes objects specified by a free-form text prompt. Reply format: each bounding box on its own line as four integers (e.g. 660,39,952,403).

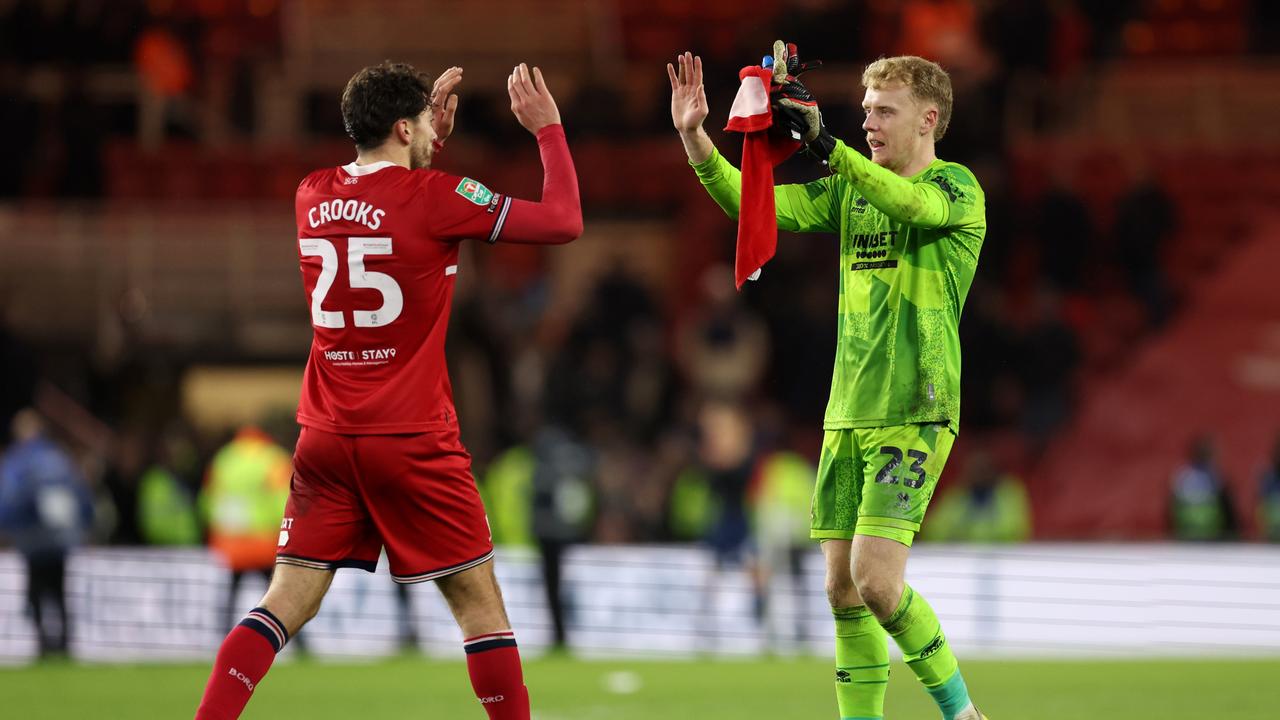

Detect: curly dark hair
340,61,433,150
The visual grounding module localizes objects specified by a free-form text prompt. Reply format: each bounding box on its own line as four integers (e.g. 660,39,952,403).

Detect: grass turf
1,655,1277,719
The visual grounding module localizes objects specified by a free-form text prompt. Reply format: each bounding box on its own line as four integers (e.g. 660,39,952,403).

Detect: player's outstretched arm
495,63,582,244
668,51,715,164
669,51,743,219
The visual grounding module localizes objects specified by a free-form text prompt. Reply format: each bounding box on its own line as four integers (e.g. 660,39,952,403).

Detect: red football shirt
293,161,513,434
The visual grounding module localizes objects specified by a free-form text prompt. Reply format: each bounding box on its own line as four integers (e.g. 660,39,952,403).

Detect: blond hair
861,56,953,142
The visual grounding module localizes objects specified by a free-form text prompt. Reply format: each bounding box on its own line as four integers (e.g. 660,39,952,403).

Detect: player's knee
825,572,857,608
852,568,899,617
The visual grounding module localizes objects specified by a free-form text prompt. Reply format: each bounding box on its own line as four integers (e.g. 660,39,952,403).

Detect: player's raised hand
430,65,463,142
508,63,561,134
667,51,708,133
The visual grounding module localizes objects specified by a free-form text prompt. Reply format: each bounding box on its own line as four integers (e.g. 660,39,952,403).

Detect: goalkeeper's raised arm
668,51,840,234
668,51,715,164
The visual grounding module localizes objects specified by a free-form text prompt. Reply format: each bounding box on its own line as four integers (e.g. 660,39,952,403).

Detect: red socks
195,613,530,720
194,607,289,719
464,631,530,719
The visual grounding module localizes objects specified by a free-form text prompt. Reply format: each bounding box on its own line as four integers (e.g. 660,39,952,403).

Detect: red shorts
277,426,494,583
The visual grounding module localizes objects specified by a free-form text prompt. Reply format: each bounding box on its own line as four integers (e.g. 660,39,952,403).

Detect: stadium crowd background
1,0,1279,566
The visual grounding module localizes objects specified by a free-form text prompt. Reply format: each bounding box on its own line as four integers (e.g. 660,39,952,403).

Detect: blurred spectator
1015,287,1079,443
99,427,147,545
959,280,1020,430
748,239,835,428
482,444,535,548
0,409,95,658
1259,435,1280,543
620,316,679,444
478,400,598,664
1046,0,1092,84
966,159,1014,281
773,0,867,65
546,266,673,445
895,0,991,79
920,448,1031,543
1169,435,1236,541
1035,173,1093,291
751,447,815,651
676,264,769,402
133,19,197,144
392,581,420,653
695,400,758,571
591,420,677,543
198,425,291,634
983,0,1053,78
136,423,202,546
1113,166,1177,328
688,399,766,643
448,272,521,466
530,424,595,650
669,463,714,543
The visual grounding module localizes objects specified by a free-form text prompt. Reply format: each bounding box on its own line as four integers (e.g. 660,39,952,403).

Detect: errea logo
479,695,505,704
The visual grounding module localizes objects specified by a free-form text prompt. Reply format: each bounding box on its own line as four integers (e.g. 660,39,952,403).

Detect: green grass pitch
1,655,1277,719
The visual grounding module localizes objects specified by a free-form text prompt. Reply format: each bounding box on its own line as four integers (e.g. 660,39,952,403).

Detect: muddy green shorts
810,423,956,547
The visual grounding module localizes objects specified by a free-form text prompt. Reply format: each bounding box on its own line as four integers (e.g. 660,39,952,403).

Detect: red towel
724,65,801,289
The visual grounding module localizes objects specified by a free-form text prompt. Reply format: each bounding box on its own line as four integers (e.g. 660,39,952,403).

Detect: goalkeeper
667,45,988,720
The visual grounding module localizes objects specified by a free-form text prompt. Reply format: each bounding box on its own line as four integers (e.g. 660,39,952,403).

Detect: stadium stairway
1031,212,1280,540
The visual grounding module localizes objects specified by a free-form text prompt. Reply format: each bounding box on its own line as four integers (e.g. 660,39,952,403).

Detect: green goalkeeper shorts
810,423,956,547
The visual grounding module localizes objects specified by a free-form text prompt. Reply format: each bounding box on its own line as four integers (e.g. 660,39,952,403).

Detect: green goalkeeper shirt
691,139,985,432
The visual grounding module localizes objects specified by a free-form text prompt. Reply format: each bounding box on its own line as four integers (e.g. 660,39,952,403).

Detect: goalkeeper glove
767,40,836,162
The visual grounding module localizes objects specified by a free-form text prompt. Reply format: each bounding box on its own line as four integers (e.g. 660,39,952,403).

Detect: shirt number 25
299,237,403,329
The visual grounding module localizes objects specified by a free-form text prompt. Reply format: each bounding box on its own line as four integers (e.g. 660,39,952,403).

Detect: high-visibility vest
920,476,1032,544
200,429,291,570
752,451,816,546
138,466,200,546
481,446,535,547
1171,465,1227,541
